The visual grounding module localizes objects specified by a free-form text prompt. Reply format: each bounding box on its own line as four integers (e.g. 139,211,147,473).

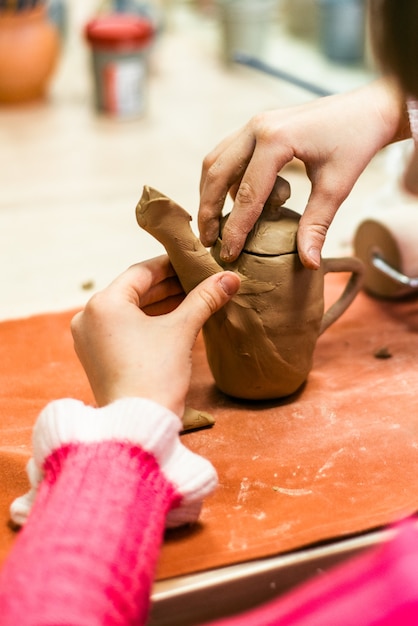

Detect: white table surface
0,0,387,321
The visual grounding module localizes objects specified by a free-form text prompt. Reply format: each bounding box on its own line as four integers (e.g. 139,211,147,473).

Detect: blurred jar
281,0,317,39
317,0,366,64
0,6,60,104
100,0,152,13
216,0,277,64
96,0,162,33
85,14,154,119
47,0,68,40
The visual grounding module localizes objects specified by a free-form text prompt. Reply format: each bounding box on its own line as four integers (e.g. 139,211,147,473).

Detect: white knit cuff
10,397,218,528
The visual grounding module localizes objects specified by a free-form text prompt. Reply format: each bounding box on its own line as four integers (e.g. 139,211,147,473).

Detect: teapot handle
319,256,365,335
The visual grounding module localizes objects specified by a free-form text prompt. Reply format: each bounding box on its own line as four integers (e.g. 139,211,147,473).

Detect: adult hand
71,255,240,416
199,79,408,269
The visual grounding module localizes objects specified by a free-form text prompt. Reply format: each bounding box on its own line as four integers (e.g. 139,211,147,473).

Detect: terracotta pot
0,7,60,104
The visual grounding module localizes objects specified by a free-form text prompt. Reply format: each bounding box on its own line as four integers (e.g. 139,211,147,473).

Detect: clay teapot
136,177,364,400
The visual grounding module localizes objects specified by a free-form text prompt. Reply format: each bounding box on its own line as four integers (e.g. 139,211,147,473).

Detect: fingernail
308,246,321,269
220,243,234,262
220,273,240,296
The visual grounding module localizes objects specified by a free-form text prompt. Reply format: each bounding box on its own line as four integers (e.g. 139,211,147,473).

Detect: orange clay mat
1,274,418,580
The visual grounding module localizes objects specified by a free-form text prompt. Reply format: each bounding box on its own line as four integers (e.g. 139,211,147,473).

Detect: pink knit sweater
407,99,418,141
0,398,217,625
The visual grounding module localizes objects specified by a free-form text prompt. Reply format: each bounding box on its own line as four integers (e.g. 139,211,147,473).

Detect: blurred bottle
0,4,60,104
317,0,366,64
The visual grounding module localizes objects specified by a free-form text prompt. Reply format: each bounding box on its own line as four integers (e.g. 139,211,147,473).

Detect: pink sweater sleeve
407,99,418,142
0,398,217,625
206,520,418,626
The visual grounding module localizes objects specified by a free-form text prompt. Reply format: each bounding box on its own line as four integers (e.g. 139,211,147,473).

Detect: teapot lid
220,204,301,256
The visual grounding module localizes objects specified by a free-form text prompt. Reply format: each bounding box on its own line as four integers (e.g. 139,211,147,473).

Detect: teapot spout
136,186,223,293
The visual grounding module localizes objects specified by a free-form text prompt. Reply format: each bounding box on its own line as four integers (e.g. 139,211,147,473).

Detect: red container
85,14,154,118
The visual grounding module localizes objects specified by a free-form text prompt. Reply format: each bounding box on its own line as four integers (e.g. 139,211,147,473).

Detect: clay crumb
373,346,392,359
81,280,95,291
181,407,215,433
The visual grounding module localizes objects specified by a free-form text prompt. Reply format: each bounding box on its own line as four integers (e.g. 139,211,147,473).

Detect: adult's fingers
220,165,293,262
296,174,352,269
198,128,256,247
